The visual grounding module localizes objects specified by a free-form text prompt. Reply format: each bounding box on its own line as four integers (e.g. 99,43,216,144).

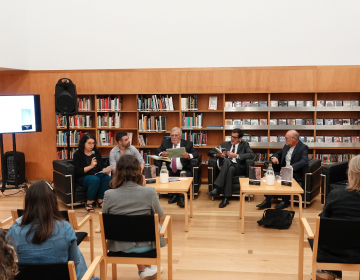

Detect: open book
95,164,116,175
214,146,227,154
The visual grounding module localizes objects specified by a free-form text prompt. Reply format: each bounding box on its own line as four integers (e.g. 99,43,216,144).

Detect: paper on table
166,147,186,158
95,164,116,175
148,155,171,162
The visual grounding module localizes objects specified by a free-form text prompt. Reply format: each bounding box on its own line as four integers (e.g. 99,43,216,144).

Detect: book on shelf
259,101,268,107
98,130,114,146
139,114,167,132
260,136,268,142
260,119,267,125
233,119,241,126
251,101,259,107
305,100,314,107
225,135,232,141
316,119,324,125
140,149,151,165
225,119,233,125
251,119,259,125
181,95,198,111
335,100,343,106
288,100,296,107
278,119,286,125
56,114,67,128
269,136,277,142
243,119,251,125
352,136,360,143
97,95,122,111
334,119,343,125
299,136,305,142
208,96,218,110
269,119,278,125
138,134,148,146
351,119,360,125
206,126,223,129
343,100,351,107
351,100,359,106
296,100,305,107
278,136,286,142
278,101,287,107
56,130,85,146
254,153,267,163
233,101,242,107
333,136,342,143
97,113,121,128
138,94,174,111
270,100,278,107
324,136,333,143
295,119,303,125
287,119,295,125
78,97,92,111
317,100,325,107
242,101,250,107
325,100,334,107
305,118,314,125
324,119,333,125
57,148,76,160
242,136,250,142
182,131,207,146
315,154,356,164
224,101,233,108
68,115,92,128
343,136,351,143
305,136,314,143
343,119,351,125
250,136,259,142
316,136,324,142
181,113,203,128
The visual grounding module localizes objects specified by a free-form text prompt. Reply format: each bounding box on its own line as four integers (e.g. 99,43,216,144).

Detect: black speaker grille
56,90,75,114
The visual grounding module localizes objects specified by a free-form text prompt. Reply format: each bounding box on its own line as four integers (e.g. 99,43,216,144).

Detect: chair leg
112,263,117,280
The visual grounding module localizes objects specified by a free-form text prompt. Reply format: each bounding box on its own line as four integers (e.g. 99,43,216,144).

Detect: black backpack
257,209,295,229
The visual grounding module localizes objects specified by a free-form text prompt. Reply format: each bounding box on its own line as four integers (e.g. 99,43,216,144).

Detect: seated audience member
109,132,145,173
73,133,111,213
256,130,308,210
154,127,199,207
6,180,99,280
314,155,360,280
207,128,255,208
102,155,165,280
0,228,17,280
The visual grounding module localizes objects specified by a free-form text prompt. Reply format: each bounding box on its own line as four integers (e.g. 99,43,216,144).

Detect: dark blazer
207,140,255,166
271,141,309,183
73,148,104,185
154,139,199,172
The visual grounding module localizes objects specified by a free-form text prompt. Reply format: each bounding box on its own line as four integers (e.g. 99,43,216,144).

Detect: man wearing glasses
155,127,199,207
256,130,309,210
207,128,255,208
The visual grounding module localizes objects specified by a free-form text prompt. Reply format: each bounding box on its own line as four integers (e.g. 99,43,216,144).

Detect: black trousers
168,169,192,200
214,158,245,198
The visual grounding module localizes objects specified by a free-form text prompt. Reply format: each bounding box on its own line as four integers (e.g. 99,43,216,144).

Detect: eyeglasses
170,134,180,137
87,142,95,146
231,136,239,139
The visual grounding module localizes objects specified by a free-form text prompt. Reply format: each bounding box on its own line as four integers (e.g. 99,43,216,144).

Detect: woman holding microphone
73,133,111,212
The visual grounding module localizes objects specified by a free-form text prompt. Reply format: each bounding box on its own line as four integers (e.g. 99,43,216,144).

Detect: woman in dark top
316,155,360,280
73,133,111,212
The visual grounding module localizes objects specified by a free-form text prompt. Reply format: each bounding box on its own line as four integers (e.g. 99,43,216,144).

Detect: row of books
97,96,123,111
182,131,207,146
97,113,121,128
225,118,360,126
56,114,92,128
140,149,151,165
97,130,115,146
239,135,360,143
181,95,198,111
254,153,267,163
224,100,360,108
137,95,174,111
181,113,203,128
78,97,92,111
57,148,77,160
315,154,356,164
138,135,148,146
138,115,167,132
56,130,86,145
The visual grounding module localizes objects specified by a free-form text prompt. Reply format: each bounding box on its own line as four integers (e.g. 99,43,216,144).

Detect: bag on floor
257,209,295,229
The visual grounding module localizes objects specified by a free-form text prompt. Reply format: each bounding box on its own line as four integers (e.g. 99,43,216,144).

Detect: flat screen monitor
0,95,42,134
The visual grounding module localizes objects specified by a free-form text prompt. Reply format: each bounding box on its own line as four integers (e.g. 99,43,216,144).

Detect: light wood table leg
184,192,188,232
241,191,246,234
290,194,294,211
190,185,193,218
239,191,242,218
298,193,303,218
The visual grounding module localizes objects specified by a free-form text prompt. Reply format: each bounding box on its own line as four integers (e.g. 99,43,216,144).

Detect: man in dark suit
155,127,199,207
207,128,255,208
256,130,309,210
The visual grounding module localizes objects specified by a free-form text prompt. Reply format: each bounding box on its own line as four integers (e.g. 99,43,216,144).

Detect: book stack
138,135,148,146
69,115,92,128
315,154,356,164
78,97,92,111
97,113,121,128
56,114,67,128
97,130,115,146
181,113,203,128
57,148,76,160
138,94,175,111
97,96,122,111
181,95,198,110
182,131,207,146
138,114,167,132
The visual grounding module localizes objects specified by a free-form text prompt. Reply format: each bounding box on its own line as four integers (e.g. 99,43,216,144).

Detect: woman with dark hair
6,180,99,280
73,133,111,212
102,155,165,280
0,228,17,280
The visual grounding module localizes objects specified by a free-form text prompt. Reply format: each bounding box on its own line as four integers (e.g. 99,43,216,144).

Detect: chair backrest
318,217,360,250
303,158,322,191
16,209,69,222
102,213,156,242
15,262,71,280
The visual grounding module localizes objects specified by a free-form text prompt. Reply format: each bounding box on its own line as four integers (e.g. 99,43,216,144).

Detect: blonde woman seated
316,155,360,280
102,155,165,280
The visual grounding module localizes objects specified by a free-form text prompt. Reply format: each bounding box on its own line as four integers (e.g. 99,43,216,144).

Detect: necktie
232,145,236,153
171,144,177,173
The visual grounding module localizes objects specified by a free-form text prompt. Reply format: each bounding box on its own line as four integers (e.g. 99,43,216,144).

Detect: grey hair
288,130,299,140
170,127,182,136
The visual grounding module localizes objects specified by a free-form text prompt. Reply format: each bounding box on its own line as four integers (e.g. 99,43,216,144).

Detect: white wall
0,2,29,70
2,1,360,70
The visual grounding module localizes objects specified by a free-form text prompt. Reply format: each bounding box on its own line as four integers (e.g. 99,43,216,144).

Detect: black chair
154,154,202,199
263,158,321,208
15,256,106,280
99,212,172,280
11,209,94,262
52,156,110,209
299,217,360,280
208,158,255,201
321,161,348,204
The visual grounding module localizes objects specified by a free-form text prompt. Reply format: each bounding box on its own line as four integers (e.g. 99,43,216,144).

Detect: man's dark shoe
219,198,229,208
177,198,185,207
168,195,178,204
256,199,271,209
207,188,220,197
274,201,289,209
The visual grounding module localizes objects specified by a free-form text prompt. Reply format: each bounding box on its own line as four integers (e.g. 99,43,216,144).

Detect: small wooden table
151,177,193,232
239,178,303,234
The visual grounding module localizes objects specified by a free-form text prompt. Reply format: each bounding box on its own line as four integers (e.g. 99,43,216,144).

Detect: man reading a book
109,132,145,173
155,127,199,207
256,130,309,210
207,128,255,208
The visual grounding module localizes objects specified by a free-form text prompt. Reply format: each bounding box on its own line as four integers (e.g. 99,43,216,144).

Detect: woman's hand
90,157,97,168
141,175,146,186
102,168,111,175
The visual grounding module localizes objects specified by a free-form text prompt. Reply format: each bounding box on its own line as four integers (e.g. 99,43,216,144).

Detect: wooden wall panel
0,66,359,181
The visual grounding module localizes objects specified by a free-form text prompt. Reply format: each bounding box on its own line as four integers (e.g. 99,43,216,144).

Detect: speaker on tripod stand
3,151,26,185
55,78,78,115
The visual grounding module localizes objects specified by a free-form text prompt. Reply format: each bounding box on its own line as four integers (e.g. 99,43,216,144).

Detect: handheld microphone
91,150,97,167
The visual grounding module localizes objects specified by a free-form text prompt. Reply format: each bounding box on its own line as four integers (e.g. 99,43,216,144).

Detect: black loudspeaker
3,151,26,185
55,78,77,114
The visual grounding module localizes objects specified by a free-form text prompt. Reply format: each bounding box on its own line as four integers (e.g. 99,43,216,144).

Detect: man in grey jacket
207,128,255,208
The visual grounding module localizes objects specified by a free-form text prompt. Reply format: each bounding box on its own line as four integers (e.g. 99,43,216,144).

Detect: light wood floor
1,185,358,280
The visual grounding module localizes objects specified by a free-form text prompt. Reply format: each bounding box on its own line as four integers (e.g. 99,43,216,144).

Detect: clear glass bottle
160,162,169,183
266,163,275,185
